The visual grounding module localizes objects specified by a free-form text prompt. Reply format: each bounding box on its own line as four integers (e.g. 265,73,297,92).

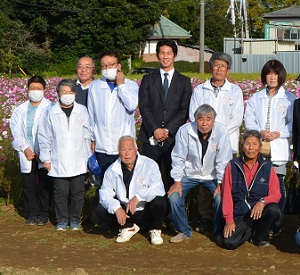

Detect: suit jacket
138,69,192,146
293,98,300,160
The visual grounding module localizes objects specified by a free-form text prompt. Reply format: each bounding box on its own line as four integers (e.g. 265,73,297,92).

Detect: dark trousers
53,174,85,223
275,174,286,227
222,203,281,250
95,152,119,177
142,142,174,192
96,196,167,230
21,159,53,218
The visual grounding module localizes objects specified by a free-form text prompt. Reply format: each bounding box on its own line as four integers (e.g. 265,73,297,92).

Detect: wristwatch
260,198,266,205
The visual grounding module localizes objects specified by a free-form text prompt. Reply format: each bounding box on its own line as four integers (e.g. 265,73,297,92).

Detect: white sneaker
115,224,140,243
149,229,163,245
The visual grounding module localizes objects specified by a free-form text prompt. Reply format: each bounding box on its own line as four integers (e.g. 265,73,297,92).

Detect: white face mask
28,90,44,102
60,94,75,106
102,68,117,81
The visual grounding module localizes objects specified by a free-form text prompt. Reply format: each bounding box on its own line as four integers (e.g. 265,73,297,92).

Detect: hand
167,181,182,198
24,148,35,161
43,162,51,172
153,128,169,142
115,207,129,226
268,131,280,141
116,70,125,86
250,201,265,220
126,196,139,215
223,222,236,238
260,130,271,141
213,184,221,198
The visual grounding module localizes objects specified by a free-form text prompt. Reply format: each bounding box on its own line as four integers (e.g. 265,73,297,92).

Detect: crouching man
96,136,167,245
168,104,232,242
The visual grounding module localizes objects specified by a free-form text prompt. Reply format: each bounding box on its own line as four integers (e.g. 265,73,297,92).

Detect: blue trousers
169,177,220,237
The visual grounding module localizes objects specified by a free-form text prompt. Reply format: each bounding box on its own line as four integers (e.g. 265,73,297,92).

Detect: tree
165,0,234,52
3,0,162,62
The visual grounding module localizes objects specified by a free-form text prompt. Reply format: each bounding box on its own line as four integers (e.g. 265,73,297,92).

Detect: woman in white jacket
38,79,92,231
244,59,296,236
10,76,53,226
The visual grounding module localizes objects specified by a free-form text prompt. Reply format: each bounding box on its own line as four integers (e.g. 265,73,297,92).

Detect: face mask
60,94,75,106
28,90,44,102
102,68,117,81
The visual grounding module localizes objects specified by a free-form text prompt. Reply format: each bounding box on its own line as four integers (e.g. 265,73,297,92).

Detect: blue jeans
295,231,300,246
169,177,220,237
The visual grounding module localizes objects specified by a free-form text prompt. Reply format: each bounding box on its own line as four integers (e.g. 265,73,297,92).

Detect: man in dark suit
138,39,192,192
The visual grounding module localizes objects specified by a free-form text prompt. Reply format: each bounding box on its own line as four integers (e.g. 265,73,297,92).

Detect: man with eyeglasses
75,56,96,107
87,49,139,178
188,52,243,234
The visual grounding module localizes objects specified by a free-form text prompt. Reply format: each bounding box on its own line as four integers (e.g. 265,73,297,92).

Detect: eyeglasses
77,65,95,70
212,64,228,71
100,63,118,69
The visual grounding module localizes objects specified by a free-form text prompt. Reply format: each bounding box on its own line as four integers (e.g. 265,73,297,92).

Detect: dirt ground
0,204,299,275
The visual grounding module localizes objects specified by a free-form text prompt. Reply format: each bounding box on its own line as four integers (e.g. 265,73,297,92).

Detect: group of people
10,39,300,249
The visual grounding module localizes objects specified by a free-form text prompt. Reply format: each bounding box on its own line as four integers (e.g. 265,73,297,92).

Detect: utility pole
199,0,205,73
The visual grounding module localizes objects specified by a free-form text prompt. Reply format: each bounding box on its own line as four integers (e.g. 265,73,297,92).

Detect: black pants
142,142,174,192
21,159,53,218
95,152,119,177
96,196,167,230
53,174,85,223
222,203,281,250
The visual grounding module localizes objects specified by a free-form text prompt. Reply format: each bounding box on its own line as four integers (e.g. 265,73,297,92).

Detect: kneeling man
97,136,167,245
168,104,232,242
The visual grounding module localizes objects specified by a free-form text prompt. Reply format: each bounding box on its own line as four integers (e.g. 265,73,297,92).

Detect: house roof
264,6,300,19
148,15,192,40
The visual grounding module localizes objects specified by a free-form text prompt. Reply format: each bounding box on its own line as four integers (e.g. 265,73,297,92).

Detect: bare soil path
0,205,299,275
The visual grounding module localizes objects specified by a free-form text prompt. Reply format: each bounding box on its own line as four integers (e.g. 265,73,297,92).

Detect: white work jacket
189,79,244,154
87,78,138,155
10,98,52,173
171,122,232,183
38,102,92,177
244,86,296,165
99,153,165,214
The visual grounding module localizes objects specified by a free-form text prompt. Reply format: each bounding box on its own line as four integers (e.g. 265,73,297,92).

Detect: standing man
87,50,139,176
75,56,96,107
168,104,232,242
138,39,192,192
188,52,244,233
97,136,167,244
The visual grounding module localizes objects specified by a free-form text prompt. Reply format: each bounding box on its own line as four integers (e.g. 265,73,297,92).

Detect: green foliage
134,61,210,73
2,0,162,73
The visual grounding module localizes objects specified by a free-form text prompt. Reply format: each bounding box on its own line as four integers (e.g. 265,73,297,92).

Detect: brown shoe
169,232,191,243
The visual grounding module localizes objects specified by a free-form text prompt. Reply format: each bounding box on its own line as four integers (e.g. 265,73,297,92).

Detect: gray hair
194,104,217,121
76,56,96,68
118,135,138,151
242,129,262,145
56,79,77,95
209,52,232,70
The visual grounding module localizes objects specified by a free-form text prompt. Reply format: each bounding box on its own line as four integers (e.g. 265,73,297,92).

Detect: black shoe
250,239,271,247
195,218,213,234
269,226,282,237
36,216,48,226
26,216,37,226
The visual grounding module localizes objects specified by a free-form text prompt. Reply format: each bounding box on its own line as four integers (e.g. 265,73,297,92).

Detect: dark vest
230,155,272,217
